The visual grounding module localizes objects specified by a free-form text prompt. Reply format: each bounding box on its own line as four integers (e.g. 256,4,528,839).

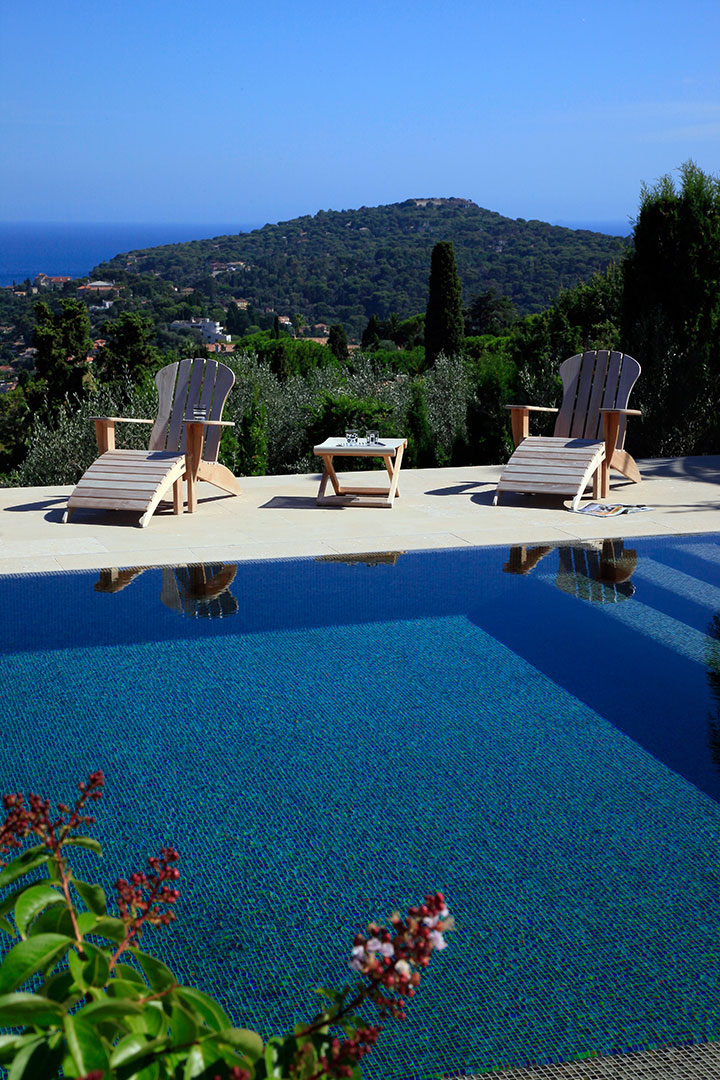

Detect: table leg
384,454,401,497
386,443,405,501
317,455,343,503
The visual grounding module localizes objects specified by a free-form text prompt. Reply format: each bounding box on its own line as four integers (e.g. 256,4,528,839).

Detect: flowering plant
0,773,451,1080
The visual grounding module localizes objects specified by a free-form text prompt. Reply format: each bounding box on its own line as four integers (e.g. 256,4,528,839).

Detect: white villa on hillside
169,318,231,344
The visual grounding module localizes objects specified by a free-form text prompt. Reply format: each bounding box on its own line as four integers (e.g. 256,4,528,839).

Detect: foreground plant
0,773,450,1080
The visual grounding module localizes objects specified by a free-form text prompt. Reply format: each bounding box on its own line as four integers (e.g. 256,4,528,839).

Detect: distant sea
0,222,261,287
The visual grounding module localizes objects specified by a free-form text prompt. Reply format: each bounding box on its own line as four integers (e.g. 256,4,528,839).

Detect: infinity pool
1,535,720,1078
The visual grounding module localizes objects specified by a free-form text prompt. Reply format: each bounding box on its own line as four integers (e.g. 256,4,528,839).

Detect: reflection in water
503,540,638,603
94,567,147,594
315,551,406,567
94,564,238,619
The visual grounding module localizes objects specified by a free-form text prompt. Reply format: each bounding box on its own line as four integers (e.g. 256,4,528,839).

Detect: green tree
32,299,92,401
327,323,349,361
424,241,464,366
405,378,437,467
237,384,269,475
465,287,518,336
621,160,720,455
361,314,381,350
95,312,158,389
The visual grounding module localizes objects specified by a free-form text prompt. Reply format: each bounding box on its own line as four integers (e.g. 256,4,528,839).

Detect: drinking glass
192,406,207,421
366,429,378,444
345,429,358,444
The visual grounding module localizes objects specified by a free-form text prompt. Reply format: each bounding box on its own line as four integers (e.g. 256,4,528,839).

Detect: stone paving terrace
0,455,719,575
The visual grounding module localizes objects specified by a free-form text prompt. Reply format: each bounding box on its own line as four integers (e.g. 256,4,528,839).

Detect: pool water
1,536,720,1078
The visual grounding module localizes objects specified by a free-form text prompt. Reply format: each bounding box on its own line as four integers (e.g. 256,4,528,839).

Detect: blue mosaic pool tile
2,545,720,1078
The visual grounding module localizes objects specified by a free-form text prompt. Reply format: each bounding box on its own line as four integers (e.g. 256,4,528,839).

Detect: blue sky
2,0,719,228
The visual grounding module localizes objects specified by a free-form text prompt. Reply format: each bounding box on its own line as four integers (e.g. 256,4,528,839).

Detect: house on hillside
169,318,231,344
34,274,74,288
77,281,119,296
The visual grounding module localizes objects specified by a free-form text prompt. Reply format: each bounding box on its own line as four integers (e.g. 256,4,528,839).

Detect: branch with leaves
0,773,451,1080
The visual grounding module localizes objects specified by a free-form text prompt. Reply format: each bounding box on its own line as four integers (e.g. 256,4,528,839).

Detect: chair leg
173,478,183,515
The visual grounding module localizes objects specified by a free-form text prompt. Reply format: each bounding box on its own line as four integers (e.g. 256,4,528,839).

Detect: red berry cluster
318,1024,381,1078
0,770,104,865
349,891,450,1021
116,846,180,931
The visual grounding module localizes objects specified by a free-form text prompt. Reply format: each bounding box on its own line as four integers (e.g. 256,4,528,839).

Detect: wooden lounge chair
63,357,241,527
494,349,641,510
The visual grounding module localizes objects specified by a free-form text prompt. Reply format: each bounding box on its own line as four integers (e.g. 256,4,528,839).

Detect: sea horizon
0,217,632,288
0,221,263,287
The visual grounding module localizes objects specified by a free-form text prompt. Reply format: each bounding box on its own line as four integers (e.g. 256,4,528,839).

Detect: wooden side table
313,437,407,508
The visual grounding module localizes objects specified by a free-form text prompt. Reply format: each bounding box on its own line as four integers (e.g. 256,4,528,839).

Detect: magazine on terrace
574,503,654,517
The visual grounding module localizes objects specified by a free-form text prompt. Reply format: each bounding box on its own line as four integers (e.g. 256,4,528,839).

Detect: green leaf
113,962,147,985
0,934,72,994
169,1000,199,1047
27,905,74,938
63,836,103,857
77,996,145,1023
129,948,176,992
0,992,64,1027
216,1027,264,1059
14,884,65,939
174,986,233,1033
0,916,14,937
42,968,79,1005
143,1000,165,1040
63,1012,111,1077
0,848,50,890
264,1038,282,1080
109,1032,168,1069
182,1043,206,1079
7,1034,62,1080
107,977,144,1001
79,912,127,943
69,942,110,990
73,879,107,916
110,1031,155,1067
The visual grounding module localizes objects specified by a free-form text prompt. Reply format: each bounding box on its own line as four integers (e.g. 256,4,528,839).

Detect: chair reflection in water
503,540,637,603
94,563,238,618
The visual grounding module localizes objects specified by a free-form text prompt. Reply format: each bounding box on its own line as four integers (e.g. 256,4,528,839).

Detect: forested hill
93,197,628,335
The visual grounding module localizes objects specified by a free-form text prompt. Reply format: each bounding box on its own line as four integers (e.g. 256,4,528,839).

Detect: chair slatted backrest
148,358,235,462
554,350,641,448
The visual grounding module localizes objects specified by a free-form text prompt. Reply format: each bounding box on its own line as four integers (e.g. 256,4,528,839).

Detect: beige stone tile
0,557,65,575
2,456,720,574
0,537,107,558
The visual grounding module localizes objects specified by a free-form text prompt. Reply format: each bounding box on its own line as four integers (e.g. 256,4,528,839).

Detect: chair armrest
90,416,155,424
598,408,642,417
91,416,156,454
181,419,235,427
505,405,558,446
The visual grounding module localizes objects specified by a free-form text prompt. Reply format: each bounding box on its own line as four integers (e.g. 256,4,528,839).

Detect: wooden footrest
494,437,605,510
64,450,186,527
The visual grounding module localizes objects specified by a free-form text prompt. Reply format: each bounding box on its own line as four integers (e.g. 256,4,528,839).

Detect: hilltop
93,198,628,337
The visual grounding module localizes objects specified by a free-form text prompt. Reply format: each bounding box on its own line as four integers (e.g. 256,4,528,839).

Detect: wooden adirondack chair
494,350,641,510
63,357,242,527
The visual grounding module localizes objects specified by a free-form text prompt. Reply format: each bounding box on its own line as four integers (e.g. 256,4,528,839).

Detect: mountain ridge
93,197,629,336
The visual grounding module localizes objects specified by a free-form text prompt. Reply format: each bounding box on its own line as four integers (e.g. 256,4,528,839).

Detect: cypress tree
424,241,465,366
327,323,349,361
